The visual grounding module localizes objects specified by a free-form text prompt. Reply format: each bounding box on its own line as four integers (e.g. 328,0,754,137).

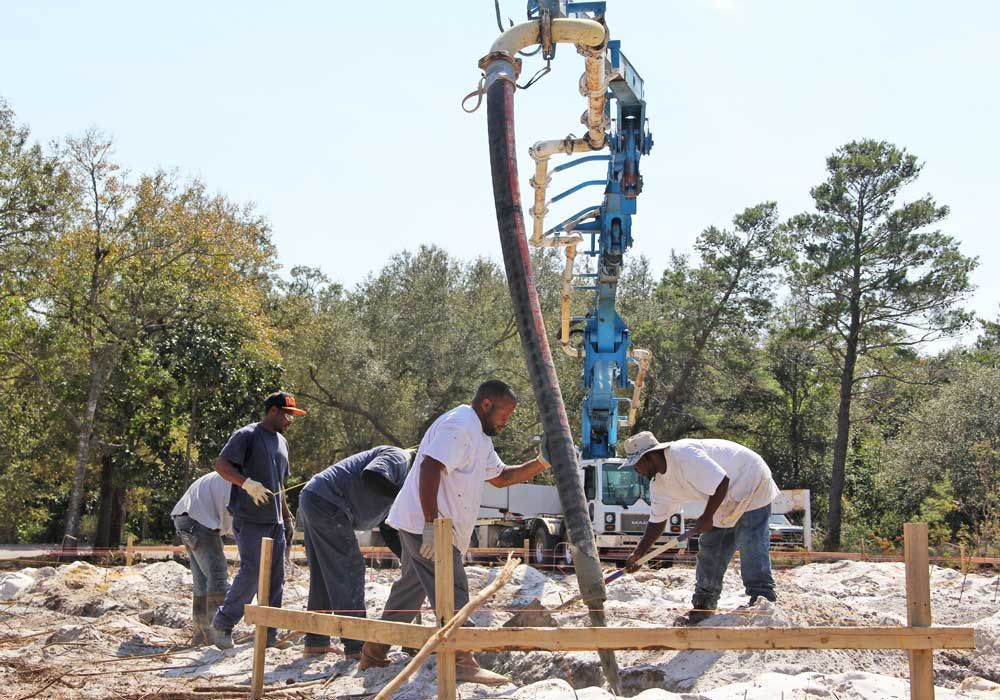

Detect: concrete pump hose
485,49,621,694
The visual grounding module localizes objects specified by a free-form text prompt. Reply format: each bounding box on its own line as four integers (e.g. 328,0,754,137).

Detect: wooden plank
439,626,976,652
244,606,435,648
435,518,456,700
126,534,135,565
126,544,1000,565
251,536,273,700
905,522,934,700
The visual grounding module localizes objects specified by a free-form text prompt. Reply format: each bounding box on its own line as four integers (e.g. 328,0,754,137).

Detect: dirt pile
0,557,997,698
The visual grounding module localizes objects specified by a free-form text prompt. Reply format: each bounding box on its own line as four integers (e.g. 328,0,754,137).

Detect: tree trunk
825,346,857,551
62,349,118,549
93,453,114,549
109,485,126,548
826,243,863,551
184,388,199,485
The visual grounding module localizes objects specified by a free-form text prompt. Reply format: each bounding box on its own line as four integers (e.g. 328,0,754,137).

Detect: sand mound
0,557,997,698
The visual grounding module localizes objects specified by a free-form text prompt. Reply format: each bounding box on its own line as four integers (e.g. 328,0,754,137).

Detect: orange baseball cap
264,391,307,415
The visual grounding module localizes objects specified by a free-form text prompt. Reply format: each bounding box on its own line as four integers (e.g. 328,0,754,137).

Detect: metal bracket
540,10,556,61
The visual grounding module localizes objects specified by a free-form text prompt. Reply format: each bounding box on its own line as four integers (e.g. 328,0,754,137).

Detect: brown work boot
454,651,510,686
359,641,391,669
189,595,208,646
302,644,342,658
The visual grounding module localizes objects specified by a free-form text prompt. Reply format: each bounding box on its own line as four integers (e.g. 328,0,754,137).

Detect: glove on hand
241,477,271,506
283,516,295,549
537,432,551,467
419,522,436,560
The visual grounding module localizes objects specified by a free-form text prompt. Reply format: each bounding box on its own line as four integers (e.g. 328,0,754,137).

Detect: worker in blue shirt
297,446,414,659
209,391,306,649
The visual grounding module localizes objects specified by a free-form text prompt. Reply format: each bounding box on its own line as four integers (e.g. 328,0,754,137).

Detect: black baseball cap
264,391,307,415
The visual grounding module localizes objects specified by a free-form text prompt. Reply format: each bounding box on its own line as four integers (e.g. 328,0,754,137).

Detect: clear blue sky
2,1,997,341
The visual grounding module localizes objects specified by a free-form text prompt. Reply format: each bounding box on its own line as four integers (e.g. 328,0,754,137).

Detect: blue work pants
173,514,229,596
693,503,775,609
298,490,367,652
211,518,285,635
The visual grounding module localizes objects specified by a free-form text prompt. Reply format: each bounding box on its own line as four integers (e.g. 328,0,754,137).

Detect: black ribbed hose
486,75,621,693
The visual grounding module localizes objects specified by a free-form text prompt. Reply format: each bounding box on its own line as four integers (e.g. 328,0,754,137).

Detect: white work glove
241,477,271,506
536,432,551,468
419,522,436,560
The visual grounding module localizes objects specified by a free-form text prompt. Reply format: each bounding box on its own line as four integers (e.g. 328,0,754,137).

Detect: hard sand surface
1,556,998,698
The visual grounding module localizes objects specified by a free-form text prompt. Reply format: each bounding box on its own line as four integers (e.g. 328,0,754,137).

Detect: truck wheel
555,537,574,571
531,525,558,569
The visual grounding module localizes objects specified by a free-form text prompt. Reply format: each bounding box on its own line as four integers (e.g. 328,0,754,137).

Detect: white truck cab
472,457,684,568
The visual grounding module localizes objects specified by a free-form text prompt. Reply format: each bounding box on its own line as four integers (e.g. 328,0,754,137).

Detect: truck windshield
602,463,651,507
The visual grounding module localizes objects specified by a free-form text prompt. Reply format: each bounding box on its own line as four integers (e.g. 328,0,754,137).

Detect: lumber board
905,522,934,700
244,606,435,648
439,626,976,652
435,518,456,700
251,537,273,700
114,544,1000,566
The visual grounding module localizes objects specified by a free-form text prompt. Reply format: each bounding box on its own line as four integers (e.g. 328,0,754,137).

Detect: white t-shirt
648,438,779,528
387,405,505,553
171,472,233,535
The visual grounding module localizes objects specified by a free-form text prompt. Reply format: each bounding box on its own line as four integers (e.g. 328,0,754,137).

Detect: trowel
505,533,689,627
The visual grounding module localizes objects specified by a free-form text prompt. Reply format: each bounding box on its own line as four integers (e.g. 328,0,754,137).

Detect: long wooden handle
632,534,687,569
552,535,687,611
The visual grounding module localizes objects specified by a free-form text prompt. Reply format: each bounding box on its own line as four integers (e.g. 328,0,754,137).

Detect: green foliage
632,202,789,441
789,140,978,550
917,475,957,547
0,99,996,552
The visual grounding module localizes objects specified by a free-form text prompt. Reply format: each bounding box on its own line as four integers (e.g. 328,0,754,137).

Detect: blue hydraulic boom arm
526,1,653,459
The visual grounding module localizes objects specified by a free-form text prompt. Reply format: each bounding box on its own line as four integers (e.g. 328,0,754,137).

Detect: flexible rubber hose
486,75,621,693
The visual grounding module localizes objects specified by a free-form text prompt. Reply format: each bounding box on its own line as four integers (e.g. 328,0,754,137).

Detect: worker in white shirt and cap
621,431,780,625
171,471,233,645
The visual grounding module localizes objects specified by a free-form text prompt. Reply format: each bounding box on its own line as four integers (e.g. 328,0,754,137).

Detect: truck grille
620,513,649,533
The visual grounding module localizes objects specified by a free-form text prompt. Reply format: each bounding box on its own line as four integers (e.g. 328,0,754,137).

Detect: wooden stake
126,533,135,566
374,554,520,700
523,538,530,567
904,523,933,700
434,519,456,700
251,536,273,700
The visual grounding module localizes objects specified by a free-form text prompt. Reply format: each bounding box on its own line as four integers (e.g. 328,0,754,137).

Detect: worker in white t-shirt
621,431,780,625
359,380,550,684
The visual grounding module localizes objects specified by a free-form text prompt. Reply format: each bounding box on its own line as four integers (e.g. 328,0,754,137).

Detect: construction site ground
1,556,999,699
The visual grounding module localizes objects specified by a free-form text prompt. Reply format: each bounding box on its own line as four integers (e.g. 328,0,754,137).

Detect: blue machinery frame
531,1,654,459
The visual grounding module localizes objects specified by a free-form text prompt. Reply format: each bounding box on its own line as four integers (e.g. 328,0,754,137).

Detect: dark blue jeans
173,514,229,596
694,503,775,609
211,518,285,635
298,490,366,652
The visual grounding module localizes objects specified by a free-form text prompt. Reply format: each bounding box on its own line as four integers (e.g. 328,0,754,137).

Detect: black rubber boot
675,597,716,626
205,592,233,649
190,595,209,646
748,591,777,606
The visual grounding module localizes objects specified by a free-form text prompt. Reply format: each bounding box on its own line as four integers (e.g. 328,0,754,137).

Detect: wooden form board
244,605,435,648
114,544,1000,565
241,607,973,653
437,626,975,653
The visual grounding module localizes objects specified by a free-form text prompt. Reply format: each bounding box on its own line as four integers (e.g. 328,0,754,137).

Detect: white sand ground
1,556,998,698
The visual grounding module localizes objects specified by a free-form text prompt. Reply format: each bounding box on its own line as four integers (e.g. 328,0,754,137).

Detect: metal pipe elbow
489,17,605,57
